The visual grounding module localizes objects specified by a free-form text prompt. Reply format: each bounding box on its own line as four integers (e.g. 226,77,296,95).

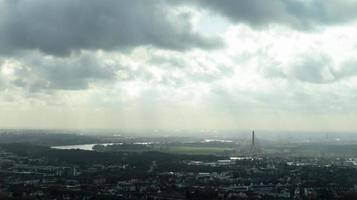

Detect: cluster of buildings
1,147,357,199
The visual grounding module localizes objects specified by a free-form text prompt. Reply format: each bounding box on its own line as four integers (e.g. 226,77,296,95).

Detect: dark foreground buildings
1,142,357,200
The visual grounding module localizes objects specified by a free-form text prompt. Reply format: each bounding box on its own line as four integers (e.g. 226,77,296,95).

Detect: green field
164,146,234,155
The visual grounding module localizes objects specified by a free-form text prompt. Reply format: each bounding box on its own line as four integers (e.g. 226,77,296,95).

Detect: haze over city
1,0,357,132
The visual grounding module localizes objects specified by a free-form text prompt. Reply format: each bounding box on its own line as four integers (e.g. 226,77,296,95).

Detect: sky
0,0,357,132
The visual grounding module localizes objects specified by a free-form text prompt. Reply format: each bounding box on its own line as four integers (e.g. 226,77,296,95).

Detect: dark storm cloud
12,52,118,91
187,0,357,29
0,0,220,56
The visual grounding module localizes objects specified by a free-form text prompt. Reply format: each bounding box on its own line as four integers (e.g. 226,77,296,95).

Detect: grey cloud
207,78,355,116
12,52,118,91
150,55,187,69
0,0,221,56
335,60,357,80
289,56,335,83
187,0,357,29
265,55,336,84
265,55,357,84
119,53,234,87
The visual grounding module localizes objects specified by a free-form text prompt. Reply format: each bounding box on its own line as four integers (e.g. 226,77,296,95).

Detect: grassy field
93,143,237,155
164,146,234,155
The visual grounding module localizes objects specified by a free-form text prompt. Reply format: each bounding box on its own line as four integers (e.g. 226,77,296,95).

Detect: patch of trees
0,143,224,169
0,131,100,146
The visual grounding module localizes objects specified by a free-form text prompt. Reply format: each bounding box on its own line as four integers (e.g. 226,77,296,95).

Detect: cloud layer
190,0,357,29
0,0,357,131
0,0,220,55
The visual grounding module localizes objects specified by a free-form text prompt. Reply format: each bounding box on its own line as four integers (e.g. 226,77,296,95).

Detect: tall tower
236,130,261,156
250,130,259,156
252,130,255,147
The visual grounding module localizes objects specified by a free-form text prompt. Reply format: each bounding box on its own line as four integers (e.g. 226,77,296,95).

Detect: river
51,143,118,151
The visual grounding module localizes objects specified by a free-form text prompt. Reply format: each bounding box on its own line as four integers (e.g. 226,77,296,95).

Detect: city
0,130,357,199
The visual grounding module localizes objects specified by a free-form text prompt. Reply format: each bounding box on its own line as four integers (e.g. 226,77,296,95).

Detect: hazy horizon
1,0,357,132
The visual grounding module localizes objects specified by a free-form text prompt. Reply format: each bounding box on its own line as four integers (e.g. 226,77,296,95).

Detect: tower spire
250,130,258,156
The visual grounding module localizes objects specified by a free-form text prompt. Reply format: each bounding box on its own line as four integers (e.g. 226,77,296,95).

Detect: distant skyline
1,0,357,131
